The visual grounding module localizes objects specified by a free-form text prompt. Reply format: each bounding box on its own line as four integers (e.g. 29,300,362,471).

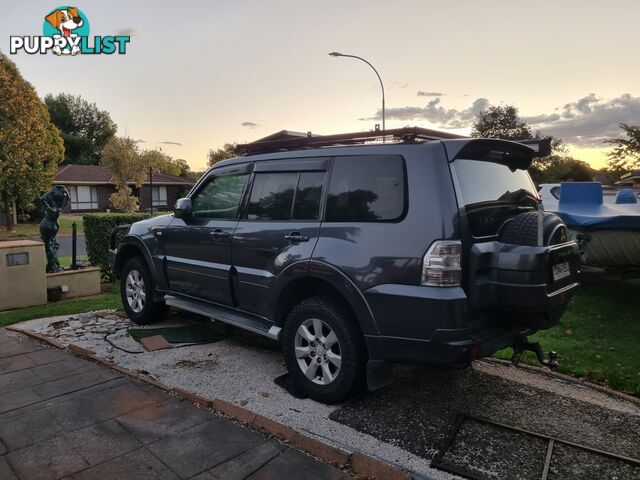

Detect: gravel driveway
11,312,640,480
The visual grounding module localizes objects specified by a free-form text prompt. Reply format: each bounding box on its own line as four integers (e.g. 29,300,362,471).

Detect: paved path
0,329,351,480
31,234,86,257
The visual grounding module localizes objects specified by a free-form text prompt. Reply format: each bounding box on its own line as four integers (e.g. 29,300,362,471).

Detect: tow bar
511,337,559,368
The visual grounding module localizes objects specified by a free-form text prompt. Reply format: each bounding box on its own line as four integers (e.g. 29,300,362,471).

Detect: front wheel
282,297,367,404
120,257,168,325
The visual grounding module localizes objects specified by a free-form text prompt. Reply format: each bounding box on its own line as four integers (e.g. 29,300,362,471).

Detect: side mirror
174,198,192,219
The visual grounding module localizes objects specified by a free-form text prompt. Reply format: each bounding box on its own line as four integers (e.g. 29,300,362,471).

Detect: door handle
284,231,309,242
210,229,230,238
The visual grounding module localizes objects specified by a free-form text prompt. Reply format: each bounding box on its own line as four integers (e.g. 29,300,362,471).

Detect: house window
69,186,98,210
152,186,168,208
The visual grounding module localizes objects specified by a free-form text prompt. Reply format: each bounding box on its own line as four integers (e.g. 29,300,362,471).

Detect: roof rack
234,127,553,157
235,126,466,155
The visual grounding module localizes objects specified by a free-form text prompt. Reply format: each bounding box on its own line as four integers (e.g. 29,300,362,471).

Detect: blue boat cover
615,188,638,204
556,182,640,231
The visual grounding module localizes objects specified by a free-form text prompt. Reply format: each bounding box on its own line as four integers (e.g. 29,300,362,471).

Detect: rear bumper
363,283,533,365
365,323,531,366
362,240,580,364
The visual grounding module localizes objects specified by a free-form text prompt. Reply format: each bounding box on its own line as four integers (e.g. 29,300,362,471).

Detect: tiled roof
54,164,193,185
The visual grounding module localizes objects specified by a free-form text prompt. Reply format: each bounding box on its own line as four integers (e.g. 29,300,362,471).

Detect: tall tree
470,103,584,185
44,93,117,165
0,54,64,231
101,137,146,212
606,124,640,180
207,143,237,167
471,105,533,140
141,150,191,177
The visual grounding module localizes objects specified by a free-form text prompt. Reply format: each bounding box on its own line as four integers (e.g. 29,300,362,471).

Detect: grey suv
113,127,580,403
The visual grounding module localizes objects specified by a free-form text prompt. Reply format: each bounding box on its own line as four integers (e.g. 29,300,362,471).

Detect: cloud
241,121,261,129
361,97,490,129
158,141,182,146
417,91,445,97
117,28,135,36
133,139,146,144
524,93,640,146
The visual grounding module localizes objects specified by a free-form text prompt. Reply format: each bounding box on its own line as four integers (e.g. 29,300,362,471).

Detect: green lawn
58,255,87,268
0,214,84,240
0,290,120,328
495,279,640,396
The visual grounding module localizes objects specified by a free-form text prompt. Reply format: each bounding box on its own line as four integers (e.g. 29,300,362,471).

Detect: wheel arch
271,261,379,337
114,237,155,280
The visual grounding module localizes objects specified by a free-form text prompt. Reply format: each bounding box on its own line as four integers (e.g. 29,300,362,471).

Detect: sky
3,0,639,171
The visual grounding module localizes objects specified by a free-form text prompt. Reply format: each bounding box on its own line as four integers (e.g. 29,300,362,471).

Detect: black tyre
282,297,367,404
501,211,568,246
120,257,169,325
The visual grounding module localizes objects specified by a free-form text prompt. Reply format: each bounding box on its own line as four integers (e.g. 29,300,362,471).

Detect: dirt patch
329,364,640,476
174,359,220,369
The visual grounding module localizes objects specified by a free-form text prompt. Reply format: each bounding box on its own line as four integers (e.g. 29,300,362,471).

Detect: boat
545,182,640,275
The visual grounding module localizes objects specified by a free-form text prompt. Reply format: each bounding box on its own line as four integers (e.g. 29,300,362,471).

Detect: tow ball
511,337,559,368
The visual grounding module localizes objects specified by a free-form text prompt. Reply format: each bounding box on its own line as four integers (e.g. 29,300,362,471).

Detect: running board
164,295,281,340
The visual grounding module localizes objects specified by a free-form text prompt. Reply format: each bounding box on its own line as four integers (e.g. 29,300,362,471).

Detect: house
53,165,194,212
616,170,640,189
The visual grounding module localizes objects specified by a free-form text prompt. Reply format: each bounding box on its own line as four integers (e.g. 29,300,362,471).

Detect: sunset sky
4,0,639,170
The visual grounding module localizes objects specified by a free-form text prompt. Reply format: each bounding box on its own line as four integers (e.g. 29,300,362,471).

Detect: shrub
84,212,151,280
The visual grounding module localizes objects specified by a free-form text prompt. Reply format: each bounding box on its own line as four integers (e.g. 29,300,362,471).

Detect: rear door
232,158,328,315
163,164,250,305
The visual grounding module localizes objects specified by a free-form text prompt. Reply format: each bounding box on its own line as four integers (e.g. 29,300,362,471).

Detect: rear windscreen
452,159,538,237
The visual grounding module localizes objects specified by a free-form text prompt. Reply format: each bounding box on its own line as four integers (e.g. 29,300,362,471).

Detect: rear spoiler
517,138,552,157
442,137,552,170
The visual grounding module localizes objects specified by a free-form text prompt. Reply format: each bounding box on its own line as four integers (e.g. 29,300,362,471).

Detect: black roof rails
235,126,465,155
234,127,553,158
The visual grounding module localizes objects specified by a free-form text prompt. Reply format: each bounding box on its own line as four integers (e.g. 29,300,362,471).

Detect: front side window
191,174,247,219
326,155,405,222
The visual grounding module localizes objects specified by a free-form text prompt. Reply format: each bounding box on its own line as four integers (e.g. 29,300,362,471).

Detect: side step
164,295,281,341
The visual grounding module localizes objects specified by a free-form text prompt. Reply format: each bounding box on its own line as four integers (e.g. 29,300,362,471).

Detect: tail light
421,240,462,286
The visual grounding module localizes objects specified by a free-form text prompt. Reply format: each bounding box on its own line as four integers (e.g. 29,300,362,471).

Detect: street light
329,51,385,132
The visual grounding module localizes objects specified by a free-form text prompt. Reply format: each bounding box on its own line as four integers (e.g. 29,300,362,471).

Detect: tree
140,150,191,177
44,93,117,165
470,103,586,185
207,143,237,167
471,105,533,140
174,159,191,177
606,124,640,181
101,137,147,212
0,54,64,231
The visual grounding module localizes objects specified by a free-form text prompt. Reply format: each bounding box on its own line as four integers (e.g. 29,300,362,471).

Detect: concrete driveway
0,329,351,480
10,313,640,480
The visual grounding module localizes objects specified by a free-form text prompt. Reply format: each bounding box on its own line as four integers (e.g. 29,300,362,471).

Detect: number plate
552,261,571,282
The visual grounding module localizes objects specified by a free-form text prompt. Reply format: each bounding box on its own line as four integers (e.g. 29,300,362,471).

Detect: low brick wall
46,266,101,300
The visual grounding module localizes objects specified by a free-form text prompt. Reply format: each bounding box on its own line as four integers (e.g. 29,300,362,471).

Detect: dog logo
43,6,89,55
9,6,130,56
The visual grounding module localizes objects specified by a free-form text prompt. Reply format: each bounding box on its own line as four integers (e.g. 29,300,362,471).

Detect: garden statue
40,185,70,273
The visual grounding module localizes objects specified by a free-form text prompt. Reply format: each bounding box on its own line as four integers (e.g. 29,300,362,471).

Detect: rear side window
247,171,326,220
247,172,297,220
326,155,405,222
293,172,324,220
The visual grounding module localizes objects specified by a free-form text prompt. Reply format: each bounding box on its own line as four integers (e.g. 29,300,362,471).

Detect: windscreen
453,159,538,237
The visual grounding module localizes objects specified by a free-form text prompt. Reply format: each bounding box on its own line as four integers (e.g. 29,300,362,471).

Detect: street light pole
329,52,385,132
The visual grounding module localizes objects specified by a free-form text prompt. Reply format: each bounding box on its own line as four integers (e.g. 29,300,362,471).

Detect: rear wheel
282,297,367,404
120,257,168,325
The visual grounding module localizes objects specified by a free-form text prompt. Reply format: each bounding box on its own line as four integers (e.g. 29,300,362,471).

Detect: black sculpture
40,185,70,273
